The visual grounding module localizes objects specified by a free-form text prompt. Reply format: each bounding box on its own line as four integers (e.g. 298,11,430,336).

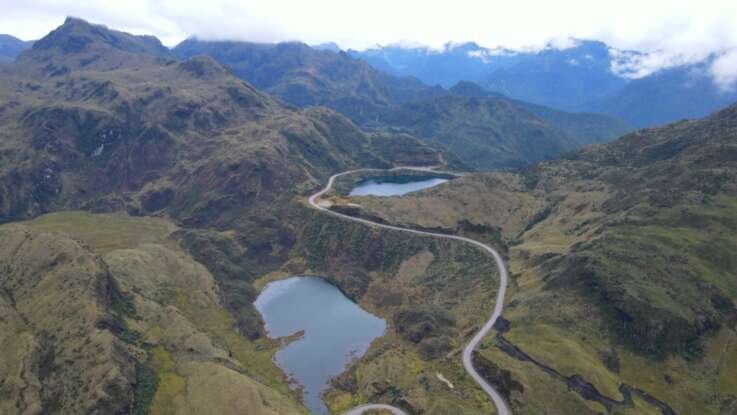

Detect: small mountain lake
254,276,386,415
349,176,449,196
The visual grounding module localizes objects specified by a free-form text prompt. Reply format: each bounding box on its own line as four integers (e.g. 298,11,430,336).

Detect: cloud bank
2,0,737,86
711,50,737,91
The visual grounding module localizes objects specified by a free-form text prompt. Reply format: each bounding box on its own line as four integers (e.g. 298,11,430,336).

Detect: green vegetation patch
548,198,737,358
23,211,174,253
132,361,159,415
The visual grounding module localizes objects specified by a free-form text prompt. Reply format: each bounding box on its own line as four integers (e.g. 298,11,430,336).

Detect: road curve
307,166,511,415
344,404,407,415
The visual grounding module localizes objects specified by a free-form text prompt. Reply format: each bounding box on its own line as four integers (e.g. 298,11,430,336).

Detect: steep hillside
0,224,137,414
0,18,448,414
373,94,579,169
372,81,630,169
0,18,442,227
174,39,631,169
0,212,308,415
330,104,737,414
16,17,175,76
173,39,438,125
450,81,631,145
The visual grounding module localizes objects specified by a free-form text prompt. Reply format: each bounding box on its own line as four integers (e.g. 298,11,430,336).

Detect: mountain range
350,40,737,128
5,30,737,130
0,18,446,413
0,16,735,415
174,39,629,169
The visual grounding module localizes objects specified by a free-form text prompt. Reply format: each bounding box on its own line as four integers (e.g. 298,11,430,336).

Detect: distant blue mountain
0,34,33,63
350,40,622,95
450,81,631,145
350,40,737,128
349,42,504,87
311,42,341,52
591,59,737,127
482,41,627,112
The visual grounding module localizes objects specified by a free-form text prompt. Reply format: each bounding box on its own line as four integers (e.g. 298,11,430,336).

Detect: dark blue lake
254,276,386,415
349,177,448,196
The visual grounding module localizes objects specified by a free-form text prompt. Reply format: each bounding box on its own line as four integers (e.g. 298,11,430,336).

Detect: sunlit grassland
487,196,737,414
22,210,176,253
148,346,185,415
172,291,292,394
611,196,737,299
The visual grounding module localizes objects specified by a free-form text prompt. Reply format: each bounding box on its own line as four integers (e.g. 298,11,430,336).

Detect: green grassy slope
0,17,448,415
174,40,631,170
332,104,737,414
0,212,308,415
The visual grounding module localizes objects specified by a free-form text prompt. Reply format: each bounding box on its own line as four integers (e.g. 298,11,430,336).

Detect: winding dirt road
307,167,511,415
344,404,407,415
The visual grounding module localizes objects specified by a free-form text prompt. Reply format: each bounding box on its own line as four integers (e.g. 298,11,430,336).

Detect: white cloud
710,50,737,90
608,48,701,79
467,47,518,63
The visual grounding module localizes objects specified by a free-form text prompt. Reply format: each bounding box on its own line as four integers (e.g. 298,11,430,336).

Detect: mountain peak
34,17,107,52
32,16,171,56
17,17,174,74
63,15,92,27
450,80,502,99
312,42,341,52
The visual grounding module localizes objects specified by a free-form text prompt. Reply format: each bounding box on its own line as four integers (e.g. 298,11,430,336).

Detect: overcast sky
3,0,737,84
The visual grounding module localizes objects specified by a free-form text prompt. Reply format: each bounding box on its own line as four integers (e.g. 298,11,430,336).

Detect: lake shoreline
254,276,387,415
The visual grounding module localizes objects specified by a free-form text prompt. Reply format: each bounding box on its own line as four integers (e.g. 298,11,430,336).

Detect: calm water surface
349,177,448,196
254,276,386,415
